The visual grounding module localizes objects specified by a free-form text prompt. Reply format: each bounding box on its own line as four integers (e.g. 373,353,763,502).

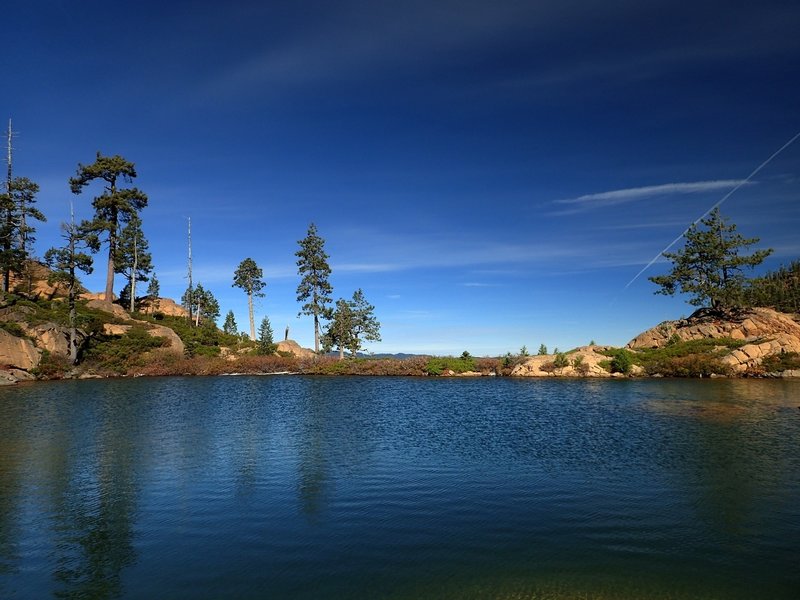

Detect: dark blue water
0,376,798,599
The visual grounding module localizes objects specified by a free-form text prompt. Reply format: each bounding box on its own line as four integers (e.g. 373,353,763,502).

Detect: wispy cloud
551,180,753,215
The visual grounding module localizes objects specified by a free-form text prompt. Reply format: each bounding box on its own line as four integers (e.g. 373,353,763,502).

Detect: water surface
0,376,798,599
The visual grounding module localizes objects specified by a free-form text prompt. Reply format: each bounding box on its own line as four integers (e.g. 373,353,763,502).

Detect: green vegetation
257,316,276,355
537,344,547,355
572,354,589,375
759,351,800,373
83,326,167,373
649,208,771,312
425,351,476,375
1,175,45,292
553,352,569,370
0,320,26,338
598,339,746,377
323,289,381,358
223,310,237,335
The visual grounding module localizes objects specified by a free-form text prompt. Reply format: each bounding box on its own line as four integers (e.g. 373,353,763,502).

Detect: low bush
758,351,800,373
31,350,71,379
83,326,168,374
425,352,476,376
0,321,26,338
643,354,731,377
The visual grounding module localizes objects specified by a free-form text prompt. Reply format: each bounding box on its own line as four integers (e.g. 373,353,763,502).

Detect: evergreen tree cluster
743,260,800,314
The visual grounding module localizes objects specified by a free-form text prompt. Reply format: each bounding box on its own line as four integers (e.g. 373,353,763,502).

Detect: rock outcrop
138,297,189,318
9,261,71,300
86,299,132,321
511,346,636,378
0,329,40,373
276,340,316,359
628,307,800,374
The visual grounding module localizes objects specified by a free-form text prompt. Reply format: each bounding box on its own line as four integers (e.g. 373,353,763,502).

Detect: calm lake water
0,376,798,599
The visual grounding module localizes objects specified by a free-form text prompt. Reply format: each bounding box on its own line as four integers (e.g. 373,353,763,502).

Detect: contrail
623,130,800,290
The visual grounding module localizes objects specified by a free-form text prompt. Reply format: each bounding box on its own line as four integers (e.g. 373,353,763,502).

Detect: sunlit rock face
628,307,800,373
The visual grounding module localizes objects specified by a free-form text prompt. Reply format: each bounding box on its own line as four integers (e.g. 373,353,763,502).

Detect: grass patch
425,352,477,376
630,337,744,377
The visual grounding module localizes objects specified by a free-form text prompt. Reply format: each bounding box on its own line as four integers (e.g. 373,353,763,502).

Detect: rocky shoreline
1,297,799,384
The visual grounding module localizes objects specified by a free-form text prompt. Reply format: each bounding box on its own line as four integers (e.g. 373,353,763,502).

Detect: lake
0,376,798,599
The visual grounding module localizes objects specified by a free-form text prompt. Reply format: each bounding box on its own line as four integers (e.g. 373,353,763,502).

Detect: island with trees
0,135,798,383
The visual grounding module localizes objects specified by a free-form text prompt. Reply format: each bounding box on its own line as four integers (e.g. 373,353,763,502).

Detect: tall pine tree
233,258,265,340
295,223,333,353
69,153,147,302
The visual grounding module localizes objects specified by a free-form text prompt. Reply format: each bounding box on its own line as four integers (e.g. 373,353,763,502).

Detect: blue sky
3,0,800,355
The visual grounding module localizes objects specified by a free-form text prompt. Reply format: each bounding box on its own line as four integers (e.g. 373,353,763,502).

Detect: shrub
83,326,168,374
572,354,589,375
553,352,569,370
759,351,800,373
644,354,731,377
31,350,71,379
425,353,477,376
0,321,26,338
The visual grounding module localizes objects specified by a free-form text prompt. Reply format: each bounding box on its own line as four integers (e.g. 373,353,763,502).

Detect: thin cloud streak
557,180,751,207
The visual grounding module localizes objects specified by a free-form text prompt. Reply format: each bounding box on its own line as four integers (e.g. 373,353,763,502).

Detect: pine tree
223,310,237,335
69,152,147,302
296,223,333,353
345,288,381,356
1,177,46,292
538,344,548,355
183,283,220,326
114,214,152,312
649,208,772,312
323,298,355,359
147,271,161,310
257,316,276,355
43,205,96,364
232,258,265,340
323,290,381,358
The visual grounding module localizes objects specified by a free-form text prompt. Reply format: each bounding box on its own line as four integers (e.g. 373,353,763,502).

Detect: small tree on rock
223,310,237,335
43,205,97,364
147,272,160,310
538,344,548,355
257,316,277,355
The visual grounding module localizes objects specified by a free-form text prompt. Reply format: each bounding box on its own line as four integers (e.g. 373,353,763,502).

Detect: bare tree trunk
313,314,320,353
248,292,255,340
129,234,137,312
104,204,117,303
338,346,344,360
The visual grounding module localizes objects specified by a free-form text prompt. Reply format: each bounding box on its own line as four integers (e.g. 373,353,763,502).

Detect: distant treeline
745,260,800,313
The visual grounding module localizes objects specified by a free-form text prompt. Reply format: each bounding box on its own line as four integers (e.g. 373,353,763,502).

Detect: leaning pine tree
648,208,772,313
